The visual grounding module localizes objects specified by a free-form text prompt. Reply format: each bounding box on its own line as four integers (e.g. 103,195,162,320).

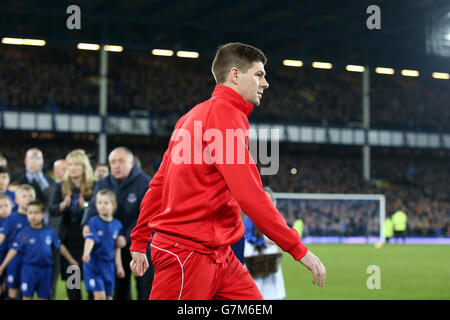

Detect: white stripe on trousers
150,243,194,300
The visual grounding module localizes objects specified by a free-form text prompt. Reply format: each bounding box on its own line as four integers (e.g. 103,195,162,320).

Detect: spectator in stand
1,46,449,131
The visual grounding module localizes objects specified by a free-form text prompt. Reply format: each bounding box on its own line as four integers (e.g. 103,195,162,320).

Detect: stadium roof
1,0,450,71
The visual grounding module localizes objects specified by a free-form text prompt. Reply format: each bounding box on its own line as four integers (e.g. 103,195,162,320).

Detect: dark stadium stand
1,46,449,131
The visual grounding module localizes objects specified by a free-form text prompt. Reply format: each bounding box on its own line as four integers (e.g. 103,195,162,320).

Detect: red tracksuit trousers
149,233,263,300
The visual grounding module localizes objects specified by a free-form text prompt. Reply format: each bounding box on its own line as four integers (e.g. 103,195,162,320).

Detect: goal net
273,193,386,244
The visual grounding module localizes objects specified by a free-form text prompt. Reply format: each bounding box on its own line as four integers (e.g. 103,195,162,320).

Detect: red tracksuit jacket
130,85,308,261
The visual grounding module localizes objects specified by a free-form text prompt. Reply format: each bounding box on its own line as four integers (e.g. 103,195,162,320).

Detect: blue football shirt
12,225,61,267
0,218,7,255
86,216,123,262
0,211,29,249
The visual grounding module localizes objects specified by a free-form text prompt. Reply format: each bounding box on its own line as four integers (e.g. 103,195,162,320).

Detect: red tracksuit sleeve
129,149,169,253
208,102,308,261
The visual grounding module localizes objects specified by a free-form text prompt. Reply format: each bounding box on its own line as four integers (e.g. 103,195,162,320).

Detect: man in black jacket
11,148,57,229
81,147,153,300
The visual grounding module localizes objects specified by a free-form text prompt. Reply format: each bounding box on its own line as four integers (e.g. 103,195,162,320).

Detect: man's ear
228,67,240,85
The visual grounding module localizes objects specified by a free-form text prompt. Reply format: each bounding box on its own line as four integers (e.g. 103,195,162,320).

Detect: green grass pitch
281,244,450,300
54,272,139,300
53,244,450,300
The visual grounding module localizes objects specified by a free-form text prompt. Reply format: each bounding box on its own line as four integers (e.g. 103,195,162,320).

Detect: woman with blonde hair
49,149,96,300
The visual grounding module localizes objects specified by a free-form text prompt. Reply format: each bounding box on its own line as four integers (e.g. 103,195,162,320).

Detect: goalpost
273,193,386,244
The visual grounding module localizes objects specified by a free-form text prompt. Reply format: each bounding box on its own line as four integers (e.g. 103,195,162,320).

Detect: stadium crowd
1,46,450,131
1,139,449,241
260,148,450,238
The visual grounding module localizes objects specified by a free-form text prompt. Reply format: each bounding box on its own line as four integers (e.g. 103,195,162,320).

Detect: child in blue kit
0,167,17,212
0,200,79,299
82,189,125,300
0,195,13,299
0,184,35,299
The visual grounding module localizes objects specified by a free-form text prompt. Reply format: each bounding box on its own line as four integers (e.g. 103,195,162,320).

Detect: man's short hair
95,163,109,169
27,200,45,213
0,166,9,175
53,159,65,167
211,42,267,84
25,148,43,159
109,147,134,164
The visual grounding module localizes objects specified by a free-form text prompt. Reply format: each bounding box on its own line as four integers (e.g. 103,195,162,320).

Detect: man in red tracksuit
129,42,326,300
